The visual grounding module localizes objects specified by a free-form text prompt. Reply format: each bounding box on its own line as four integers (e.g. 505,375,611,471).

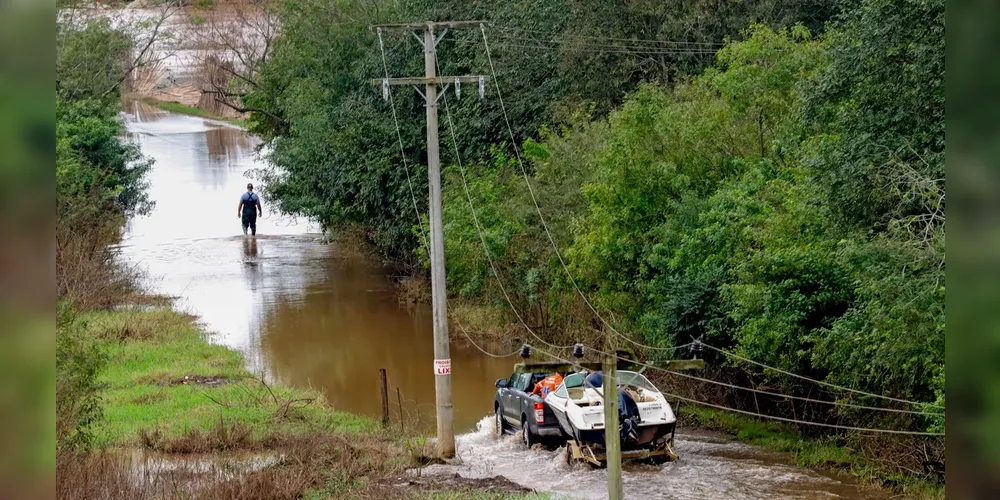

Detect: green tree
246,0,845,259
571,26,825,316
804,0,945,229
56,15,153,305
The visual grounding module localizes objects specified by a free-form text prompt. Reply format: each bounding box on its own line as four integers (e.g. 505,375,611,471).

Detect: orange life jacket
532,373,564,396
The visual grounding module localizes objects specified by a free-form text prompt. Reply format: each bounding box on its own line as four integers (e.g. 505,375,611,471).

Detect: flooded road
425,418,885,500
120,103,514,433
122,104,882,499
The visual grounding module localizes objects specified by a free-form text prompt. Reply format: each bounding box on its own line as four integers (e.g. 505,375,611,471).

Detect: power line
478,24,693,356
700,342,945,410
663,390,944,436
499,27,727,47
528,344,945,437
376,27,430,257
453,320,521,358
451,38,716,57
644,341,696,353
437,56,573,353
585,345,944,417
491,33,720,54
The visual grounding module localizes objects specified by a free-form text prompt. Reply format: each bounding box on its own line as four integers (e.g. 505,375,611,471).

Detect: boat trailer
565,438,678,467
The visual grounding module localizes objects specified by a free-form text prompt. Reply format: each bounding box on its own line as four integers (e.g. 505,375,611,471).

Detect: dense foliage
248,0,944,438
247,0,844,257
56,14,152,449
57,17,152,227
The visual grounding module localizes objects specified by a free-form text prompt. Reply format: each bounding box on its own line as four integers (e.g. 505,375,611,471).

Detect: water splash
426,416,884,500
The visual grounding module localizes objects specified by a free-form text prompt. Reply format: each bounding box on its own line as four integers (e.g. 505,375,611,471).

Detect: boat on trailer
544,370,678,466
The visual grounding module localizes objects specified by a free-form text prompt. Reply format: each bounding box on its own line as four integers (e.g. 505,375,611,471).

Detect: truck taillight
534,402,544,424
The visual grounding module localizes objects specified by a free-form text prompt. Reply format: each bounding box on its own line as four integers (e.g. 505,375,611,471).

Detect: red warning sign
434,359,451,375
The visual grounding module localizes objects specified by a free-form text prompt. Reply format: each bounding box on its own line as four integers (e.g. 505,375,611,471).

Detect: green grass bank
140,98,248,128
83,308,375,448
61,307,544,499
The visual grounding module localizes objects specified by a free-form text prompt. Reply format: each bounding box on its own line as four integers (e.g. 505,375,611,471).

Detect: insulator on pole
454,77,461,98
382,79,389,101
691,339,703,359
572,343,585,359
478,75,485,99
520,344,532,359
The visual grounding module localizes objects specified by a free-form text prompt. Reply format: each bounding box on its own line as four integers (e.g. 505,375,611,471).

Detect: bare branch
102,2,180,100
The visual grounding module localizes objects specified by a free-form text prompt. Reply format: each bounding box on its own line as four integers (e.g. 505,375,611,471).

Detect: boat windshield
616,371,658,392
560,371,657,392
563,372,585,389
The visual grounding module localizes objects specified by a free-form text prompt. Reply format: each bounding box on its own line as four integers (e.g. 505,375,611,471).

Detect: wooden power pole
373,21,488,459
603,339,623,499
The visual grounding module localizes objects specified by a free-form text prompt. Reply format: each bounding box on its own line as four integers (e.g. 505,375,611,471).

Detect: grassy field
59,307,543,499
680,405,944,499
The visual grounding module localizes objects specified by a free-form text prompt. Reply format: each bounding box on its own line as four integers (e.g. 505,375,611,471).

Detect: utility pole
373,21,488,459
604,337,623,499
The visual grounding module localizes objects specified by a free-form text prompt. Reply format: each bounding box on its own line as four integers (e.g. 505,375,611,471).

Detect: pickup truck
494,371,564,447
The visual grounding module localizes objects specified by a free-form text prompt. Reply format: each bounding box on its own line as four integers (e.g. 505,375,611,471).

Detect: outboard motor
618,389,641,446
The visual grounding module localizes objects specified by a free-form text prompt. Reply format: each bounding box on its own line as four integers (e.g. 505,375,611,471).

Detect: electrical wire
584,345,944,417
453,320,522,358
700,342,945,410
376,27,431,257
528,344,945,436
478,24,698,355
452,38,716,57
499,26,727,47
436,56,573,352
489,33,720,54
663,391,944,436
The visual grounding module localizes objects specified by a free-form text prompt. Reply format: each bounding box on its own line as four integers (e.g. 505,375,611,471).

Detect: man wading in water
237,183,263,235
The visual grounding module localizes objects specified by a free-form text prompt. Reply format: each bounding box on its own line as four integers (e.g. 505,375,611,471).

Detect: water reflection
120,109,514,432
127,100,169,123
206,127,256,169
259,258,513,432
241,237,262,292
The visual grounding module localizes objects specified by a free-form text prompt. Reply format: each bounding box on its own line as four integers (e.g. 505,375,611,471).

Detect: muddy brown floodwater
122,105,885,499
120,103,514,433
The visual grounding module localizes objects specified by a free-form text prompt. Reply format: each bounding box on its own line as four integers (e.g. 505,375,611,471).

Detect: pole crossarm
372,76,488,86
373,21,489,30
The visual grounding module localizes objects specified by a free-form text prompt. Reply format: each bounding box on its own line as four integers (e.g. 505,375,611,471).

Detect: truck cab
494,371,564,448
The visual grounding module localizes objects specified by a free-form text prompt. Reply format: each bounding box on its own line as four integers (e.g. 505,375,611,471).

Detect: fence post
397,387,404,433
379,368,389,427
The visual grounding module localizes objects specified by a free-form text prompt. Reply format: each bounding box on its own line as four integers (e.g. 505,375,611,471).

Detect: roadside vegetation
241,0,945,494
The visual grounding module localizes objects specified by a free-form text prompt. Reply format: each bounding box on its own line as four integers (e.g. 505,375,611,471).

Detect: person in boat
531,372,563,397
237,183,263,235
585,371,603,388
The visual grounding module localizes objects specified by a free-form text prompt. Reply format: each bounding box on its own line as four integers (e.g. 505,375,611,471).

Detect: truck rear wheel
521,418,537,448
495,405,507,436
